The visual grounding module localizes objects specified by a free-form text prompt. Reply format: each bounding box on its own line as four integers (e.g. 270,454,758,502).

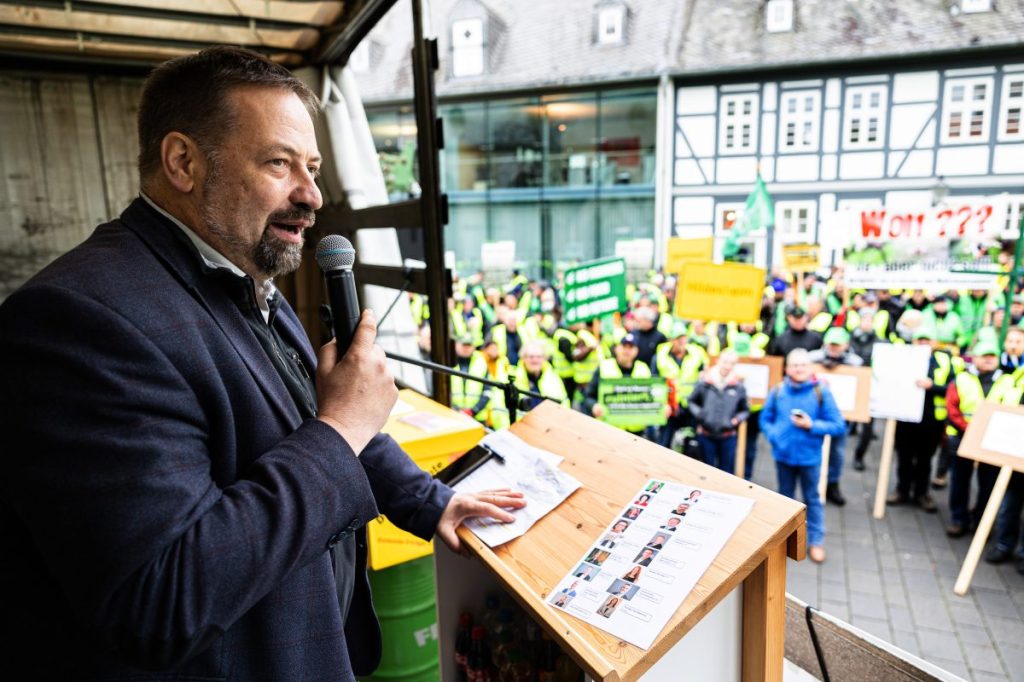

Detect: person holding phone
760,349,845,563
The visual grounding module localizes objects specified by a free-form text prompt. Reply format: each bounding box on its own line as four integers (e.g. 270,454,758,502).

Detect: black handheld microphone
315,235,360,358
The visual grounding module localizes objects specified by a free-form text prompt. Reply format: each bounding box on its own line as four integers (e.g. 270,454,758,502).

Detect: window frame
997,74,1024,142
718,93,760,155
842,84,887,150
596,6,625,45
778,89,822,153
940,76,994,145
765,0,794,33
451,17,485,78
775,200,817,243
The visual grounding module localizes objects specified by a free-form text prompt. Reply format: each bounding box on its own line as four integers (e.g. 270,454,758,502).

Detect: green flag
723,175,774,261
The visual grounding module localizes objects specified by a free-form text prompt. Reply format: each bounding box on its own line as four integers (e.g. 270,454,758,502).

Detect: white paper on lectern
980,411,1024,459
548,479,754,650
870,344,930,422
454,430,580,547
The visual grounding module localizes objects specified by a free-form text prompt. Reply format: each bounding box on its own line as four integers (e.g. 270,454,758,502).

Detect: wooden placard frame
811,364,872,424
436,401,805,682
957,400,1024,472
711,355,785,407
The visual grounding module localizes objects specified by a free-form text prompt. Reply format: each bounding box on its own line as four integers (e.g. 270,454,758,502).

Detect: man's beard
200,161,313,279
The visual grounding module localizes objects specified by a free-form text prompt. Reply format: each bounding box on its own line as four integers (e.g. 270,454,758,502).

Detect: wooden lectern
435,402,805,681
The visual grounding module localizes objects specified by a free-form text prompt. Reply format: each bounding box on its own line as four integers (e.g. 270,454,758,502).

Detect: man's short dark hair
137,46,318,181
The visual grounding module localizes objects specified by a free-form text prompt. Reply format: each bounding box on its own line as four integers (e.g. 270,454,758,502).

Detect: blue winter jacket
759,378,846,466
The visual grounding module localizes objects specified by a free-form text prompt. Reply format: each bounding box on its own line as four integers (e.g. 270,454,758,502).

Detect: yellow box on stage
368,389,485,570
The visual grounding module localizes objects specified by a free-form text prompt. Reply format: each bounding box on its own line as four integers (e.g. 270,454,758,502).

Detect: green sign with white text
598,377,668,429
563,257,627,325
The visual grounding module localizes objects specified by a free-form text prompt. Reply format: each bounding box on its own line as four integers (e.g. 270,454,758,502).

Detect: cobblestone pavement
746,422,1024,681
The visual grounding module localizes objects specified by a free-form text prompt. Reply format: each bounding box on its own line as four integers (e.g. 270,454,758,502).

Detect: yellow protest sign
665,237,714,274
675,262,765,323
783,243,821,274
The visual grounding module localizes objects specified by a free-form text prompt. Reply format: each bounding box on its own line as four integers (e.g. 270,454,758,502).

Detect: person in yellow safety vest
489,308,525,367
488,341,569,430
449,335,491,425
506,270,529,297
654,327,707,448
634,283,670,314
806,296,833,333
726,321,769,357
943,339,1010,537
984,365,1024,571
451,295,485,348
888,325,959,512
923,294,966,348
570,321,603,402
582,333,657,436
600,313,629,358
686,319,721,358
408,292,429,328
729,326,765,480
538,315,578,399
479,335,512,429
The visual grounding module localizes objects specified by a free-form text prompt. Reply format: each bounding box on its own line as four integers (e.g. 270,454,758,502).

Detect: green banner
563,257,628,325
598,377,669,429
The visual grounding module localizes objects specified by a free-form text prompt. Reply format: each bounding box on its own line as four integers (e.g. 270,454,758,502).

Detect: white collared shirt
140,193,275,323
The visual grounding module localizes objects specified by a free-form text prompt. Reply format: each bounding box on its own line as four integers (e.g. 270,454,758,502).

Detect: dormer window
451,17,484,77
597,6,624,44
960,0,992,13
765,0,794,33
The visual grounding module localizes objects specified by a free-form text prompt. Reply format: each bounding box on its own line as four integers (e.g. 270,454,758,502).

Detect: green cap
732,333,752,356
671,321,688,338
971,340,999,357
454,333,474,345
912,325,936,340
823,327,850,346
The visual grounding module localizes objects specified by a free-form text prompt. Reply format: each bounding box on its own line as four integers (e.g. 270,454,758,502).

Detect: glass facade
367,86,656,278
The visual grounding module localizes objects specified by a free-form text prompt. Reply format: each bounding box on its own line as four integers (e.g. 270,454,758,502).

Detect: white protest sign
870,344,931,422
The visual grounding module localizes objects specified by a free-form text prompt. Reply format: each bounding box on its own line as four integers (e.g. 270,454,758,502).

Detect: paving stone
910,598,954,631
975,586,1024,619
887,605,914,632
984,614,1024,647
949,601,985,627
849,591,888,620
918,628,963,663
890,628,919,656
818,599,850,623
929,657,970,679
848,568,885,596
850,615,891,641
820,580,848,603
964,643,1006,676
902,567,943,596
995,644,1024,682
787,573,819,606
957,624,993,646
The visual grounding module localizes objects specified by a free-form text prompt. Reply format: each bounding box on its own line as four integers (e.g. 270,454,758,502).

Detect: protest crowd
412,266,1024,566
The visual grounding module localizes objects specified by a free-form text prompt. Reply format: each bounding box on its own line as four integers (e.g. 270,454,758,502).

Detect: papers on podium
454,429,581,547
548,478,753,650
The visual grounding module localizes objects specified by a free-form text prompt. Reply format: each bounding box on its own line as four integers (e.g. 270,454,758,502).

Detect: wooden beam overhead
0,5,319,51
88,0,346,27
0,33,303,67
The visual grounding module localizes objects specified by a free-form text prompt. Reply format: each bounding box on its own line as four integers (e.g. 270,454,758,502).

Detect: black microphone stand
384,350,548,426
320,304,551,425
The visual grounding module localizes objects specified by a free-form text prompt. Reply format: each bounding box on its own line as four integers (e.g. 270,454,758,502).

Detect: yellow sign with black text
665,237,714,274
675,262,765,323
783,243,821,274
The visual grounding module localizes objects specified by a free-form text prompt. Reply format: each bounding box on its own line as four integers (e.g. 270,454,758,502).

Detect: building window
718,94,759,154
960,0,992,13
844,84,887,149
778,90,821,152
776,201,816,242
765,0,794,33
999,75,1024,142
451,17,484,77
941,76,993,144
597,5,625,45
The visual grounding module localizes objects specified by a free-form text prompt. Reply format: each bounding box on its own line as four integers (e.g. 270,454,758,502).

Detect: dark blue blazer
0,199,453,680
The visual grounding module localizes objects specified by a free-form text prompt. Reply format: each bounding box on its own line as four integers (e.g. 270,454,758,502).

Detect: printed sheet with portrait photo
547,478,754,649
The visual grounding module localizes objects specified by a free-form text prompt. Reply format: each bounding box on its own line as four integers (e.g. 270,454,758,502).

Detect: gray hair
787,348,811,365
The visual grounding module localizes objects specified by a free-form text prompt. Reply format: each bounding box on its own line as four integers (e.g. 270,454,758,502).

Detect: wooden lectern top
457,401,805,682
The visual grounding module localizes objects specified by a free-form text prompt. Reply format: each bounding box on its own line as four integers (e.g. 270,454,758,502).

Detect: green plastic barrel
361,555,440,682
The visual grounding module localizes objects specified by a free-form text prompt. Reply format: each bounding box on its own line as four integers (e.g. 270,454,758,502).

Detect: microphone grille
316,234,356,271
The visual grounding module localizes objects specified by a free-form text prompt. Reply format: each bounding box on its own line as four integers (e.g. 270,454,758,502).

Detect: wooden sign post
872,419,898,520
952,401,1024,595
735,421,748,479
812,365,873,499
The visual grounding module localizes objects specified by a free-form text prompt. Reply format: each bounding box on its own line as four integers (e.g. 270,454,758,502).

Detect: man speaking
0,47,522,679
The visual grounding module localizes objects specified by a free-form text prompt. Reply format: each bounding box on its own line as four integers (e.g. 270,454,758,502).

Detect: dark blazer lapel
120,198,302,428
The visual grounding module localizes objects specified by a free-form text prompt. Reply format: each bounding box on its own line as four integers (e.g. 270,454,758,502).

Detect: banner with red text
842,197,1007,289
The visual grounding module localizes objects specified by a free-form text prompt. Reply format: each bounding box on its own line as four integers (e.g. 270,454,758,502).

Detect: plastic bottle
554,651,583,682
467,625,490,682
454,612,474,681
498,647,534,682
